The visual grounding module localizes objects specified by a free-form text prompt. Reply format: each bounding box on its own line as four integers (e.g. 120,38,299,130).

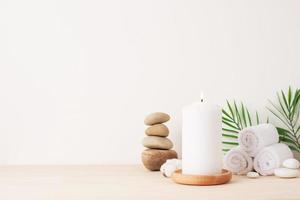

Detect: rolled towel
238,123,279,157
254,143,293,176
224,147,253,175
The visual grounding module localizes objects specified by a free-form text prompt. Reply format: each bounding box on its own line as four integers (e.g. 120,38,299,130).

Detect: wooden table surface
0,165,299,200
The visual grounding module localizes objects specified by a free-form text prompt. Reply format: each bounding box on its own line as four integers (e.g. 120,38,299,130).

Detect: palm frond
268,86,300,152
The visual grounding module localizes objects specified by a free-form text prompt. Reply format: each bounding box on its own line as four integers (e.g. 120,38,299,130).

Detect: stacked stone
142,112,177,171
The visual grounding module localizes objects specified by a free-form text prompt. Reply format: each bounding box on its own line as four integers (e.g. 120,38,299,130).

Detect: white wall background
0,0,299,164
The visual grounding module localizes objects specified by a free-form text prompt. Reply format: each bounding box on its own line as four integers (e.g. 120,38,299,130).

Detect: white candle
182,97,222,175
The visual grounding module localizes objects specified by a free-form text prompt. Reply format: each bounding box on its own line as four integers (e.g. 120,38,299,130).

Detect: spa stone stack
142,112,177,171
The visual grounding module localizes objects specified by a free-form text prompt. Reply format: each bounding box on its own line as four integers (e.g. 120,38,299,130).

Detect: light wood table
0,165,299,200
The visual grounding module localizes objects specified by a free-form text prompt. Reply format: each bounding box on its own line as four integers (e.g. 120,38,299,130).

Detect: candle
182,96,222,175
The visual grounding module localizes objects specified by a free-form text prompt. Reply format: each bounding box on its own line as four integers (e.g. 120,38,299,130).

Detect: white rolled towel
238,123,279,157
254,143,293,176
224,147,253,175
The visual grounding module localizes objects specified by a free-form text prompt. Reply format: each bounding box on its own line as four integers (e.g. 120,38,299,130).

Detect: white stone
160,163,177,178
247,172,259,178
274,168,299,178
160,159,182,178
166,159,176,164
283,158,300,169
166,159,182,168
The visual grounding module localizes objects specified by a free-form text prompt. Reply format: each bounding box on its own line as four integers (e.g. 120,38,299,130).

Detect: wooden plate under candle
171,169,232,186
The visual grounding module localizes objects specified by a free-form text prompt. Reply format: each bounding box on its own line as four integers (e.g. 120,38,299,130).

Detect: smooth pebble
141,149,177,171
166,159,182,168
247,172,259,178
144,112,170,125
160,163,177,177
283,158,300,169
143,136,173,150
145,124,169,137
274,168,299,178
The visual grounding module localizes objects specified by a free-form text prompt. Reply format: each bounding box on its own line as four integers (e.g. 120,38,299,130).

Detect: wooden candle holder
171,169,232,186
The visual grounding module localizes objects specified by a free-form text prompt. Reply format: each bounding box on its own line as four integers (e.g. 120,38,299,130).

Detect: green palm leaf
256,111,260,124
246,108,252,126
222,149,231,152
268,86,300,152
222,133,238,139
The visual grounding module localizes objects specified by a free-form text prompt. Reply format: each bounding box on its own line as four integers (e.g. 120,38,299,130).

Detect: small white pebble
247,172,259,178
160,159,182,178
166,159,177,164
166,159,182,168
274,168,299,178
160,163,177,178
283,158,300,169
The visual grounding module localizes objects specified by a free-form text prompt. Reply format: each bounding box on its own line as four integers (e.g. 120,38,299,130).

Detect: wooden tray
171,169,232,186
